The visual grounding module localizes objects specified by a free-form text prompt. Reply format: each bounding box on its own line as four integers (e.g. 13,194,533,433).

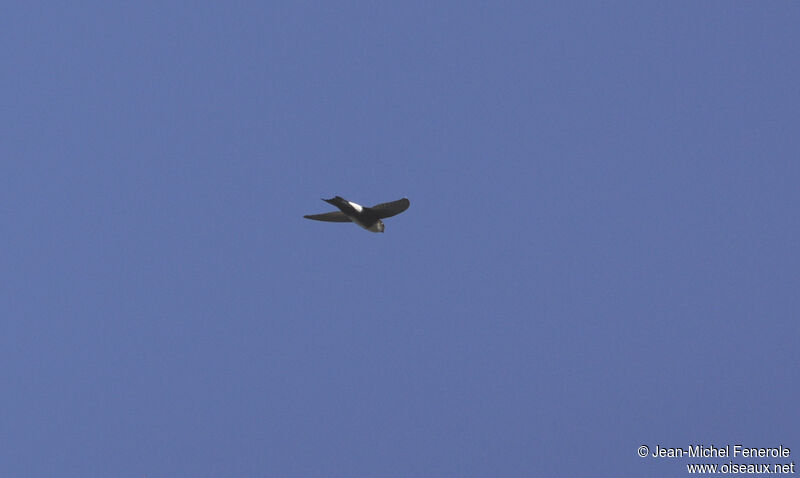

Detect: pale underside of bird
304,196,410,233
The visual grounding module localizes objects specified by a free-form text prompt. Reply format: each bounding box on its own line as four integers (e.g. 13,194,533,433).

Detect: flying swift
304,196,410,233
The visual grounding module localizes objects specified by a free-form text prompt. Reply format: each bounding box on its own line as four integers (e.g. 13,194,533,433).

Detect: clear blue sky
3,2,798,477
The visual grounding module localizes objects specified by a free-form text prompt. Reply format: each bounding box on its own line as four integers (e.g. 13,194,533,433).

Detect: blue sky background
3,2,798,477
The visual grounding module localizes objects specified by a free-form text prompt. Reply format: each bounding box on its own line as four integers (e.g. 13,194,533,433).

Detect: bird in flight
304,196,410,233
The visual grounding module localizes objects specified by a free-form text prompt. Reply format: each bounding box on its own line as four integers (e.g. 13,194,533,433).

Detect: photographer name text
651,444,790,458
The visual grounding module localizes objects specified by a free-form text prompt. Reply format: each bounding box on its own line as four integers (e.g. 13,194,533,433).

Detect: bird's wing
370,198,410,219
303,211,351,222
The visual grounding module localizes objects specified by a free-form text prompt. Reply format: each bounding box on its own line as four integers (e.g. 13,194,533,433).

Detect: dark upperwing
303,211,351,222
369,198,410,219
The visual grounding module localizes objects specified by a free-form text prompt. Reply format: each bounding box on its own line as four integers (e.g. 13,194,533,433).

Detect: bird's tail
323,196,347,208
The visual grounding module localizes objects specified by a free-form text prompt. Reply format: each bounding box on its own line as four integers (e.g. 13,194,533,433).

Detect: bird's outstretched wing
303,211,351,222
370,198,410,219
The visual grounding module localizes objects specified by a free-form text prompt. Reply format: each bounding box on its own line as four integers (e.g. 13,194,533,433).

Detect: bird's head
368,220,385,233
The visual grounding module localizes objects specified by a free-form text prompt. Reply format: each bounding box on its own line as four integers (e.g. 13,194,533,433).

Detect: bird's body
304,196,410,233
